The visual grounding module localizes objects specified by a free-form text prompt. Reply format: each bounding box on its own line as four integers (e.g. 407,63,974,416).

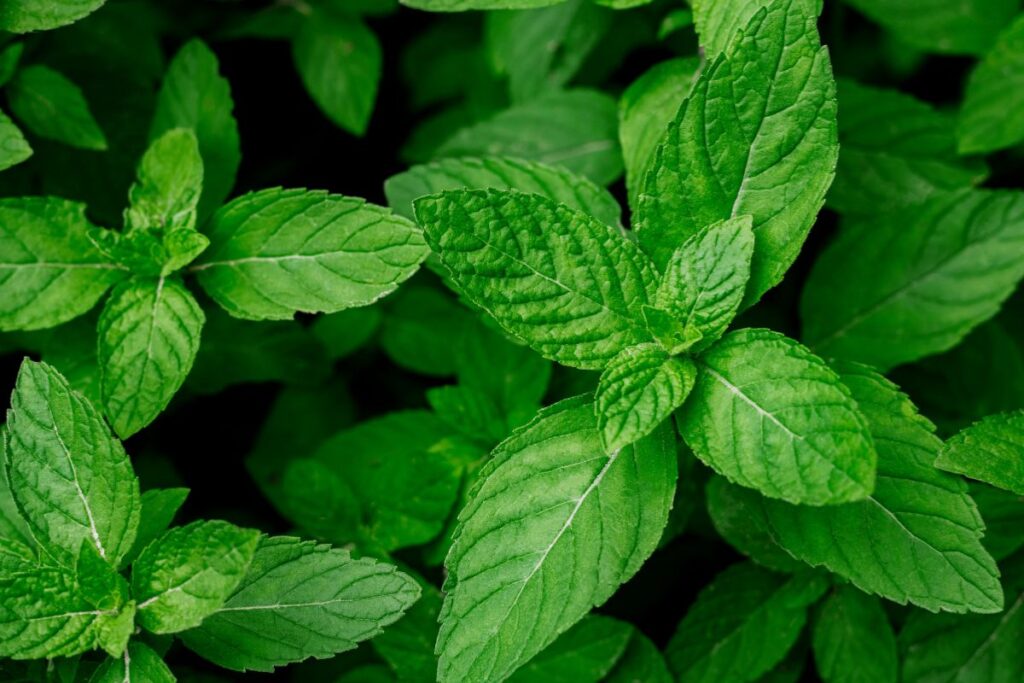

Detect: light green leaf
293,10,381,136
122,487,189,567
718,363,1005,614
618,57,699,210
98,277,205,438
666,562,828,683
385,156,622,228
971,482,1024,560
125,127,204,234
88,641,175,683
0,108,32,171
435,90,623,185
151,39,240,221
653,215,755,353
507,615,632,683
132,520,260,634
179,535,420,672
429,384,508,445
193,188,428,320
0,0,107,32
958,15,1024,154
415,189,657,370
830,80,986,215
677,328,876,506
0,430,32,545
604,628,672,683
936,410,1024,495
690,0,778,57
802,190,1024,370
637,0,837,306
595,344,696,452
844,0,1016,55
401,0,566,10
7,65,106,150
437,396,677,683
5,360,140,566
812,586,897,683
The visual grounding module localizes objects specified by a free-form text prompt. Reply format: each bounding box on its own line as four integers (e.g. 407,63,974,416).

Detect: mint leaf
666,562,828,683
595,344,696,452
0,197,122,331
802,190,1024,370
132,520,260,634
654,215,755,352
122,487,189,567
971,482,1024,560
436,396,677,683
428,384,508,444
151,39,240,221
379,285,472,376
400,0,566,11
372,576,443,682
415,189,657,369
506,615,632,683
293,10,381,136
193,188,428,320
0,42,22,87
690,0,777,57
312,306,381,360
677,329,876,506
0,108,32,171
6,360,140,566
812,586,897,683
844,0,1015,55
0,0,106,32
125,127,204,234
179,535,420,672
385,156,622,228
936,410,1024,495
89,641,175,683
97,277,205,438
0,430,32,545
435,90,623,185
7,65,106,150
637,0,837,306
604,628,672,683
958,15,1024,154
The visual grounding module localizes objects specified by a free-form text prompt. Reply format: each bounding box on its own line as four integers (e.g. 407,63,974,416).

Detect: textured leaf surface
6,360,140,566
0,0,106,32
0,108,32,171
7,66,106,150
604,628,673,683
936,411,1024,495
437,397,677,683
595,344,695,452
831,80,986,215
844,0,1015,55
812,586,897,683
706,475,804,573
385,156,622,228
180,535,420,672
637,0,837,305
506,615,632,683
372,577,443,682
958,15,1024,154
132,520,260,634
194,188,427,320
665,562,828,683
98,278,205,438
415,189,657,369
125,127,204,234
89,641,175,683
123,487,189,566
802,190,1024,370
677,329,876,506
690,0,776,57
435,90,623,185
0,197,121,331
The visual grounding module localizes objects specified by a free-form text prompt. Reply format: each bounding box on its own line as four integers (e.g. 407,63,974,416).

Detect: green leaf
379,285,472,376
618,57,699,210
716,364,1005,614
132,520,260,634
844,0,1016,55
812,586,897,683
653,215,755,352
125,127,204,234
0,42,22,88
122,487,189,567
5,359,140,566
595,344,696,452
385,156,622,228
88,641,175,683
437,396,677,683
312,306,381,360
179,535,420,672
435,90,623,186
372,576,443,682
801,190,1024,370
830,80,986,215
604,628,672,683
690,0,778,57
677,329,876,506
400,0,566,10
151,39,240,221
0,0,107,32
0,430,32,546
665,562,828,683
293,11,381,136
0,108,32,171
637,0,837,306
98,277,205,438
506,615,632,683
415,189,657,370
936,411,1024,495
706,475,804,573
193,188,428,320
7,65,107,150
958,15,1024,154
